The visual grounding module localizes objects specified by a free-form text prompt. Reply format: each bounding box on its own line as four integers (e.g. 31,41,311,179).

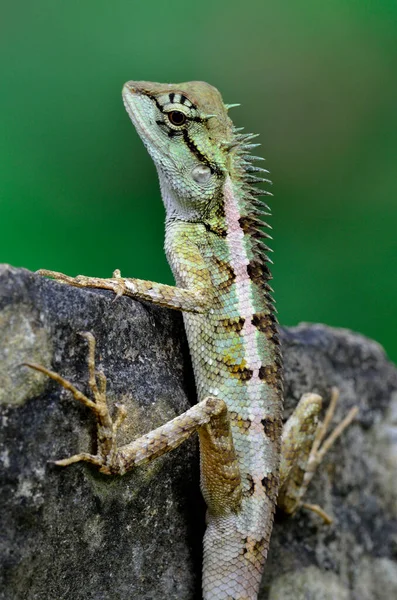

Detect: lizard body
27,80,358,599
136,81,283,597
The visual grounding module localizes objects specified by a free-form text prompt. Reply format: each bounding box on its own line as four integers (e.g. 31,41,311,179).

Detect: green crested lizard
26,80,358,599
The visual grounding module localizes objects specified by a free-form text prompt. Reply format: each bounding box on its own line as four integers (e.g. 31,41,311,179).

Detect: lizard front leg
36,226,217,314
278,388,359,523
37,268,211,314
25,333,242,514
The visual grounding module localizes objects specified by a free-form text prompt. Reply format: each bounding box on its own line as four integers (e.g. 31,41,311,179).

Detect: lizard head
122,80,235,221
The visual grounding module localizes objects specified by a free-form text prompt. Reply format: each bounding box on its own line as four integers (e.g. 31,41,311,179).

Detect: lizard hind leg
278,387,359,523
24,333,241,501
24,332,125,473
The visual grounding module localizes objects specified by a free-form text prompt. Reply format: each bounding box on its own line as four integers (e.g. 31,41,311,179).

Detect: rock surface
1,265,396,600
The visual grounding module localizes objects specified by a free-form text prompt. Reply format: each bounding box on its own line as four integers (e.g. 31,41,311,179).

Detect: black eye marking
156,117,183,138
182,130,223,177
167,129,183,138
144,90,196,112
156,119,168,132
168,111,187,126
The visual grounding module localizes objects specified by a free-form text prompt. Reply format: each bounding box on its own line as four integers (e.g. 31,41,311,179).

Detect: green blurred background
1,1,396,361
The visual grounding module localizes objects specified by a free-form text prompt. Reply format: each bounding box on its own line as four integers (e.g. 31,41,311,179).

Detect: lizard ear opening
192,165,213,185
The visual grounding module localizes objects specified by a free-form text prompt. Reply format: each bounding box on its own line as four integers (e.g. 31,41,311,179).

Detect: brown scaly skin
26,81,358,599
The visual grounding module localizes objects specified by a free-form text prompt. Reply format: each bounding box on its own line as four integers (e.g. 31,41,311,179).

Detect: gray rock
0,265,396,600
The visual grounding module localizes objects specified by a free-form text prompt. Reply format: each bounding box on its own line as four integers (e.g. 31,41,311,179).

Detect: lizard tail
202,506,274,599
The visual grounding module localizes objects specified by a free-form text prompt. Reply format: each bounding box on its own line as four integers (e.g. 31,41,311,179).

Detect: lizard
25,80,358,599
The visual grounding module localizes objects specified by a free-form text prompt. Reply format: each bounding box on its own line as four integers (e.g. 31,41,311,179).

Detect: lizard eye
167,110,187,126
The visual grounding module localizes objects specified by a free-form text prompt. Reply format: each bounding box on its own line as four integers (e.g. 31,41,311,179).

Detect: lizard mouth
122,84,147,137
122,82,166,157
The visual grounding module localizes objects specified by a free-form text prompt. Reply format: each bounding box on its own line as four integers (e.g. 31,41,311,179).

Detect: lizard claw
24,334,121,472
53,453,105,468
